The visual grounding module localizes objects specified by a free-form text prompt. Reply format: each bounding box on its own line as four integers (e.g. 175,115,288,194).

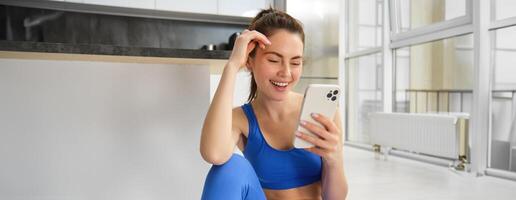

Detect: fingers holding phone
296,113,339,145
296,112,343,166
293,84,344,165
294,84,339,149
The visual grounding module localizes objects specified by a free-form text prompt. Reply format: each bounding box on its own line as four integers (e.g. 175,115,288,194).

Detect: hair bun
251,7,275,25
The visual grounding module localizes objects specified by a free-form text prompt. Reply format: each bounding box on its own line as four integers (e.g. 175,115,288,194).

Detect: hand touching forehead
257,29,304,60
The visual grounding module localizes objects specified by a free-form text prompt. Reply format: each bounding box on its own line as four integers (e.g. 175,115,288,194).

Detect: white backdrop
0,58,211,200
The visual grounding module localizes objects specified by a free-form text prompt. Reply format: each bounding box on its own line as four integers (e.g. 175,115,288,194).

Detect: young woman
200,8,348,200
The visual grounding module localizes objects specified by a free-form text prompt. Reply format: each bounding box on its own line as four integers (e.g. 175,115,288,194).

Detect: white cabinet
218,0,273,17
126,0,155,9
0,58,211,200
79,0,154,9
59,0,273,17
155,0,217,15
83,0,125,7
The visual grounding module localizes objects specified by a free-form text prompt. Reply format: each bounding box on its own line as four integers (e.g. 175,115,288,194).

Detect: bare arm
200,65,241,165
200,30,271,165
321,110,348,200
296,108,348,199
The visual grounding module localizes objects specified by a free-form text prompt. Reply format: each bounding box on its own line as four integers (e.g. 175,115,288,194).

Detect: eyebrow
264,51,303,60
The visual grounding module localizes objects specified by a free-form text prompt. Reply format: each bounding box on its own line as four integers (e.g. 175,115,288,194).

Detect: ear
245,57,254,72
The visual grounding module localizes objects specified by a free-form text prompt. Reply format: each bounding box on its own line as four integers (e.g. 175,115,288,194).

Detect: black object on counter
228,32,240,50
201,44,217,51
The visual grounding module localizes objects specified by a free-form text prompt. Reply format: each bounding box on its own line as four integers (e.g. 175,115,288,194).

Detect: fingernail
266,40,271,45
311,113,319,118
295,132,302,137
300,120,307,125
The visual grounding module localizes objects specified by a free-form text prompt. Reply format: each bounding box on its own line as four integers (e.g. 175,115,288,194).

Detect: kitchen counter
0,40,231,73
0,40,231,60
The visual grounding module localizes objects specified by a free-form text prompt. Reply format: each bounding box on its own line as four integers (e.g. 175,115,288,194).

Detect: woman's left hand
296,113,343,166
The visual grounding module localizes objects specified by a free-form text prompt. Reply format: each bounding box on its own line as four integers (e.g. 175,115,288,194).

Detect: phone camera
327,90,339,101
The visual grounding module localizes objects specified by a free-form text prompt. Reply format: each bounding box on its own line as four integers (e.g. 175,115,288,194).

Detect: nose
278,62,292,77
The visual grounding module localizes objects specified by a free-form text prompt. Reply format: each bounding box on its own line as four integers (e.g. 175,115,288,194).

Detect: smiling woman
246,30,304,100
200,7,348,200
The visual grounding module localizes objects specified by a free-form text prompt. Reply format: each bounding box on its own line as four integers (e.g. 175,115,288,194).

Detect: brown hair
246,8,305,103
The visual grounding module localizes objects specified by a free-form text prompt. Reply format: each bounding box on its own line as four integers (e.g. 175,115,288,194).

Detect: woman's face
247,29,304,101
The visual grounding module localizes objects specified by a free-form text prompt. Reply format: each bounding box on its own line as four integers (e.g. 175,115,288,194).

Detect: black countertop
0,40,231,59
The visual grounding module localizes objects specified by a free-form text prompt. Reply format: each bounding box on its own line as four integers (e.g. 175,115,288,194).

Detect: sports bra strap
241,104,263,153
241,104,257,127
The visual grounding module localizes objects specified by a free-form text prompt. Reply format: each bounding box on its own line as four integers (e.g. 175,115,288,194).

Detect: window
390,0,471,42
494,0,516,21
345,0,516,181
490,25,516,173
346,53,383,143
396,0,467,32
394,34,474,113
345,0,384,144
347,0,383,52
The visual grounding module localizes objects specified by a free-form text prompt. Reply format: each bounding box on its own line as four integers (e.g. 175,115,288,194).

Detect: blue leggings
201,154,266,200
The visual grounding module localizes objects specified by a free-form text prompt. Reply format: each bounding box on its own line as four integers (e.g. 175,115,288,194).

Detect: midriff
263,181,322,200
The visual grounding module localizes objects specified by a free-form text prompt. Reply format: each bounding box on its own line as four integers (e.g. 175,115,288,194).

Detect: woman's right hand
227,29,272,70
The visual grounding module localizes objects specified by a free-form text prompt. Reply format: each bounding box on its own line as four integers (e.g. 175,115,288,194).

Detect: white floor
344,146,516,200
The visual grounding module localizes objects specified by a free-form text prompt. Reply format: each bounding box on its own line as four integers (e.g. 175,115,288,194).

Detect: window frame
390,0,473,44
484,4,516,179
343,0,516,181
345,0,384,56
344,0,387,143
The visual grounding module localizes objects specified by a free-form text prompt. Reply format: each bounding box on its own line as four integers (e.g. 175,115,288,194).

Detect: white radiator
369,112,467,160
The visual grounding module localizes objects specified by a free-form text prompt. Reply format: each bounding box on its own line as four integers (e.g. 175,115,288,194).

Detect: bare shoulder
232,106,248,137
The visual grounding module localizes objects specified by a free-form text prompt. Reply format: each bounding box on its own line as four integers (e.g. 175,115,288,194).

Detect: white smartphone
294,84,340,149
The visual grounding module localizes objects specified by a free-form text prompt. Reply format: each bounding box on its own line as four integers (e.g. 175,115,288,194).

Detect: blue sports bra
241,103,322,190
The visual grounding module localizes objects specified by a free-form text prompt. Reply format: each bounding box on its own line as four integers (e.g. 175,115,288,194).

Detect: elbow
200,147,231,165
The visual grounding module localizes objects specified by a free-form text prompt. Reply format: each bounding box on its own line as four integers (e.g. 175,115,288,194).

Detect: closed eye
268,59,279,63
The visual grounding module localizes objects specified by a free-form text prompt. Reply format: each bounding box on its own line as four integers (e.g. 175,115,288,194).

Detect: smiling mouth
270,80,289,87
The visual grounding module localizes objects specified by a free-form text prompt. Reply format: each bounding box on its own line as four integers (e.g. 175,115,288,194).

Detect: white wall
209,70,251,107
0,58,211,200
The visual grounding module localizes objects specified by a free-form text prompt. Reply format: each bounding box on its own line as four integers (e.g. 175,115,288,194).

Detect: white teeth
270,80,288,87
